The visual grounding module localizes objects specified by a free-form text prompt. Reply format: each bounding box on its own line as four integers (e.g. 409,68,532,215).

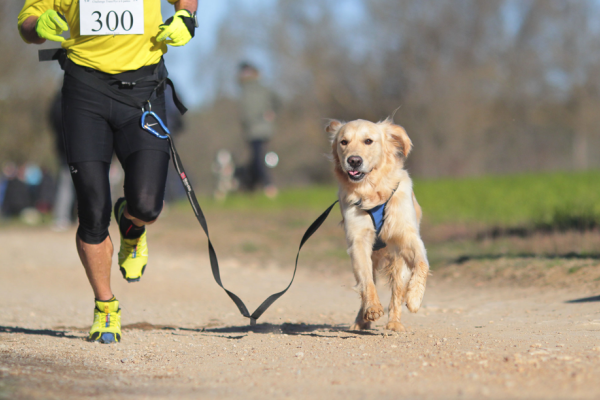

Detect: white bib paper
80,0,144,36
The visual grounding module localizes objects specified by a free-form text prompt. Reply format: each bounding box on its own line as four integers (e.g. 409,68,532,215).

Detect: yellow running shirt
18,0,178,74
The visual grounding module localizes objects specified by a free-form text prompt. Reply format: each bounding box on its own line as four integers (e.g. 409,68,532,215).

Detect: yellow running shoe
88,298,121,344
114,198,148,282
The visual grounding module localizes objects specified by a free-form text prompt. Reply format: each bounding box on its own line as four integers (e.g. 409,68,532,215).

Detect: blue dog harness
367,203,388,251
354,186,398,252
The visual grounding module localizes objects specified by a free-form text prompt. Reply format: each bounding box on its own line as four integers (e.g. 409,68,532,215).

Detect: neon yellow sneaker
114,198,148,282
88,298,121,344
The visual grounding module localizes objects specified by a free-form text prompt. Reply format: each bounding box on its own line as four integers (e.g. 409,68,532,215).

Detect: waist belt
39,48,187,115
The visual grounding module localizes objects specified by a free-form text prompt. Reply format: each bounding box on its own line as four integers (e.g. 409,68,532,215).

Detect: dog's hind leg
404,237,429,313
386,256,410,332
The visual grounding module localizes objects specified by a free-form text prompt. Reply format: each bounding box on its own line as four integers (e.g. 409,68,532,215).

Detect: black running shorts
61,62,170,164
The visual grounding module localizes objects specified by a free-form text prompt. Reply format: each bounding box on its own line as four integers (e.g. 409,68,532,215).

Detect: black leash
166,131,339,324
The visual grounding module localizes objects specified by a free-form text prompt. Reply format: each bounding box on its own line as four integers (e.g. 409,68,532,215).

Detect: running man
18,0,198,343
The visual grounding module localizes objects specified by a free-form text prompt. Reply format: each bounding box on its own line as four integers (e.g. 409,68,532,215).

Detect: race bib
80,0,144,36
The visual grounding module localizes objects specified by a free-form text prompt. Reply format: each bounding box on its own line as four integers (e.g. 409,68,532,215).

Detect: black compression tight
70,150,170,244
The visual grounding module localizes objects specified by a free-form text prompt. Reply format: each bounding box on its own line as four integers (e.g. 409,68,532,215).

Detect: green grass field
3,170,597,233
415,170,600,227
4,170,598,285
193,170,600,230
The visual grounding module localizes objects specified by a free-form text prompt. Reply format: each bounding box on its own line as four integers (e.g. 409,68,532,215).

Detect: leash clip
141,108,170,140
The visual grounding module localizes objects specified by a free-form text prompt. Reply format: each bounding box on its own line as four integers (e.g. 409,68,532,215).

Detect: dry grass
157,201,600,291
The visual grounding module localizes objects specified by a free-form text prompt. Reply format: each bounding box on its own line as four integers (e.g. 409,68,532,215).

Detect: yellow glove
35,10,68,42
157,10,195,47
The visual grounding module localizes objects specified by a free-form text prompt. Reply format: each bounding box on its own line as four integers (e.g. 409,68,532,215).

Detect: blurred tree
4,0,600,187
0,2,60,169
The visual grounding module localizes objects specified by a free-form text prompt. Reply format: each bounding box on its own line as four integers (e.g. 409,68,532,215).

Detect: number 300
91,10,134,32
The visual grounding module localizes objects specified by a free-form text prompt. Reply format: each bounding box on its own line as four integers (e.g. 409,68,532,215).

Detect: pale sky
161,0,230,108
161,0,366,109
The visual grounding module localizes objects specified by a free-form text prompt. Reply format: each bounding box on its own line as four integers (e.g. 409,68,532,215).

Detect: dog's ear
326,120,343,166
325,120,343,138
384,120,412,157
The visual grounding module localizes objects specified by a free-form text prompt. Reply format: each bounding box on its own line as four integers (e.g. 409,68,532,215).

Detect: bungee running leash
141,110,340,325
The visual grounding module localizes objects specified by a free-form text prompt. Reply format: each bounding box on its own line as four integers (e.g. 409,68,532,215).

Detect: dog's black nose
347,156,363,168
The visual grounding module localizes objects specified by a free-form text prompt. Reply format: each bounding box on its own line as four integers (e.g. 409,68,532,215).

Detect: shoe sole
88,332,121,344
120,265,146,282
100,332,117,344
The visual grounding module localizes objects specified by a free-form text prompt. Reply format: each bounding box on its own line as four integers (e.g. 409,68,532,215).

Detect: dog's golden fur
326,118,429,331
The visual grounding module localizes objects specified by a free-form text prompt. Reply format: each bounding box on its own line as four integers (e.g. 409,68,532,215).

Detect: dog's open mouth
347,170,366,182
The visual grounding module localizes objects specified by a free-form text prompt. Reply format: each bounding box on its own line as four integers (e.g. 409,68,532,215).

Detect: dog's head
326,118,412,184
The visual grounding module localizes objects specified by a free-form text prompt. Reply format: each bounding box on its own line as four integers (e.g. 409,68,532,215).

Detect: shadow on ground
565,295,600,303
452,252,600,264
17,322,383,340
94,321,382,339
199,322,380,338
0,326,81,339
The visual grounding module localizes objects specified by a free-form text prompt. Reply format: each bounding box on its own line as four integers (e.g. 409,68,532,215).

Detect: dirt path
0,226,599,399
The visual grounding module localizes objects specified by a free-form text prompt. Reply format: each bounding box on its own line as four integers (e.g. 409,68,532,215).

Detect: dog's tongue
349,170,360,176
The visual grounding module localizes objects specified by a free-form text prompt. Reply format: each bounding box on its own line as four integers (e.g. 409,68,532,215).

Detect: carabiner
141,110,170,139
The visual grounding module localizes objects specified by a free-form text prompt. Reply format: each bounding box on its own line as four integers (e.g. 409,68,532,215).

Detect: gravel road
0,226,599,399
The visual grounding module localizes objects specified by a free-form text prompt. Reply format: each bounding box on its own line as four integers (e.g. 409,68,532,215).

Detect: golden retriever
326,118,429,332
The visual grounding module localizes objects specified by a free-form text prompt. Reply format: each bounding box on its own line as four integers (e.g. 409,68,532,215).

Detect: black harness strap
39,48,64,62
164,78,187,115
40,48,188,115
167,133,339,323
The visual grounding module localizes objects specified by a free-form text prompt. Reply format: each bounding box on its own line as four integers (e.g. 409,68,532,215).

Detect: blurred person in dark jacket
238,62,278,198
49,90,76,231
1,163,36,219
0,162,28,218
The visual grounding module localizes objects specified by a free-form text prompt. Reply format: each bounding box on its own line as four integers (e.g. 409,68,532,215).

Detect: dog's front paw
363,304,384,322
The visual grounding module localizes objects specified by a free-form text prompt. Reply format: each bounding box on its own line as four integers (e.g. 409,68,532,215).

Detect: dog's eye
365,139,373,145
340,140,348,146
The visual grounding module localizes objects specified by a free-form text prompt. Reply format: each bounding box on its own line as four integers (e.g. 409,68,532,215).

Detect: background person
238,62,279,198
49,89,76,232
0,162,30,219
18,0,197,344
